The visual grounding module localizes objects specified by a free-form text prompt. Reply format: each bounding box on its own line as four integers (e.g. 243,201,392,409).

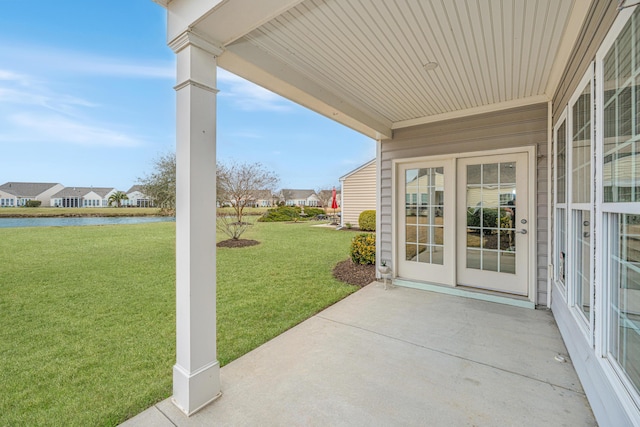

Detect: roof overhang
157,0,596,140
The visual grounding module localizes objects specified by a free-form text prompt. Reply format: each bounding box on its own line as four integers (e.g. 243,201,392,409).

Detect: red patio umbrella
331,187,338,224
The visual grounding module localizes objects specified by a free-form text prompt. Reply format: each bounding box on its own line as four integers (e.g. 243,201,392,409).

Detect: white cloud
0,44,174,79
217,69,292,112
0,113,143,148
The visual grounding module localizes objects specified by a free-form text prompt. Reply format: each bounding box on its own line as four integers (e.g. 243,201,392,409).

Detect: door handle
515,229,527,234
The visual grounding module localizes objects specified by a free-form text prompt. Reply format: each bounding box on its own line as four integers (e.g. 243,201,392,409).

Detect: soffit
193,0,590,137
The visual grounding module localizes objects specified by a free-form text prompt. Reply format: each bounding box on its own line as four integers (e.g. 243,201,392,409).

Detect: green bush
466,207,501,228
358,210,376,231
258,206,300,222
24,200,42,208
350,233,376,265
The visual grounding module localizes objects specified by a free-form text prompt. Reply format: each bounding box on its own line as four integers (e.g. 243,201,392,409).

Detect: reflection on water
0,216,175,228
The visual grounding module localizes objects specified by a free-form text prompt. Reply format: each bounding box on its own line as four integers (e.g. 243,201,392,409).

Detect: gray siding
552,0,617,121
380,103,548,303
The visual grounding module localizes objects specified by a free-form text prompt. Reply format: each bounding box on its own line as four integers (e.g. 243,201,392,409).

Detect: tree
217,161,279,224
108,191,128,207
316,187,336,210
138,152,176,212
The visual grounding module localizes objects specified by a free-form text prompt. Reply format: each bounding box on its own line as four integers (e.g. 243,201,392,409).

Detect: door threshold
393,279,535,309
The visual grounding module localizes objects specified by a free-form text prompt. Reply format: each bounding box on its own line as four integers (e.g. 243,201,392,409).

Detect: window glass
603,11,640,202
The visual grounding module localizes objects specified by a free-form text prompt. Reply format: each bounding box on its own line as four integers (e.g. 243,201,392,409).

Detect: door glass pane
609,214,640,395
465,162,516,274
405,167,444,265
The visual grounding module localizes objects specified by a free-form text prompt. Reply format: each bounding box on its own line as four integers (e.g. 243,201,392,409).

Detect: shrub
350,233,376,265
466,207,501,229
358,210,376,231
24,200,42,208
345,222,352,229
258,206,300,222
217,213,251,240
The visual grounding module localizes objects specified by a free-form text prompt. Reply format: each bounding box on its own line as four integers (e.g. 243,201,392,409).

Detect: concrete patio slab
122,283,595,426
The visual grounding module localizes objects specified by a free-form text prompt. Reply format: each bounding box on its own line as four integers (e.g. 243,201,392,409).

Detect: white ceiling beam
218,39,393,139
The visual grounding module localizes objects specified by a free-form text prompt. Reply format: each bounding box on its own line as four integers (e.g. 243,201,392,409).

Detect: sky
0,0,375,192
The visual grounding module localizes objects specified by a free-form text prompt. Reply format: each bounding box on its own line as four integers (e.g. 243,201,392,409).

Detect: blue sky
0,0,375,191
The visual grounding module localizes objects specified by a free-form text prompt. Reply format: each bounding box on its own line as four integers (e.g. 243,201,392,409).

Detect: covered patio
123,283,594,426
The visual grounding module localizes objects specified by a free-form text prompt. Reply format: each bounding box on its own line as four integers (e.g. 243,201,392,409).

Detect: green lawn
0,207,163,217
0,221,357,426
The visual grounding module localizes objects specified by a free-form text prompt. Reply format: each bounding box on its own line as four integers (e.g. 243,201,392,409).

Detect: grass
0,207,163,217
0,221,357,426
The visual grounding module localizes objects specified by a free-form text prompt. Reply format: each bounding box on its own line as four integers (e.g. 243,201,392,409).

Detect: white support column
169,31,223,416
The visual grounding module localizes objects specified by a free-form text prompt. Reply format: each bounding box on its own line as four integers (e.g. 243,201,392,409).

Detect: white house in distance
0,182,64,207
278,189,320,207
153,1,640,424
124,185,154,207
339,159,376,227
51,187,117,208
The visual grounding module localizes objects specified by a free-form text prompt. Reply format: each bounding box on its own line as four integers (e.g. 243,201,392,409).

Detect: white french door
397,160,455,286
396,151,531,296
456,153,530,295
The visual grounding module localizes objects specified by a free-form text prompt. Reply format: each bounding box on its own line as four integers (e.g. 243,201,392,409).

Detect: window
554,117,568,295
600,7,640,399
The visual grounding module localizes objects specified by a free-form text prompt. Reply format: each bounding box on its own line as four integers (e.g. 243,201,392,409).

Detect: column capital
169,30,224,57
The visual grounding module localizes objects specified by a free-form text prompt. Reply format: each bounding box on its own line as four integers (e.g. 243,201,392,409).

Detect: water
0,216,175,228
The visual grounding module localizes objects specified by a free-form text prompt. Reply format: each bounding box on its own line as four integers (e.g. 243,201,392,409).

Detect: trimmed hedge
358,210,376,231
350,233,375,265
258,206,326,222
24,200,42,208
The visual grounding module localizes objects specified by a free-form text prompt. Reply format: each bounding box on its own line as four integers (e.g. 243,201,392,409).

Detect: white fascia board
392,95,549,130
165,0,225,43
218,40,393,139
339,159,376,182
545,0,593,97
196,0,305,46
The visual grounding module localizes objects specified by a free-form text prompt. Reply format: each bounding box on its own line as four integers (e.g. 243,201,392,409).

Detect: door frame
392,146,537,303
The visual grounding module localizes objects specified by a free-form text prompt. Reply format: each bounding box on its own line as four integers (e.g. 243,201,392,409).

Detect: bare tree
138,152,176,212
217,161,279,224
316,187,336,210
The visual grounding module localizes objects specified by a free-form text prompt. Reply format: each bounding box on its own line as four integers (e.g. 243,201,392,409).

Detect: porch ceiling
179,0,592,139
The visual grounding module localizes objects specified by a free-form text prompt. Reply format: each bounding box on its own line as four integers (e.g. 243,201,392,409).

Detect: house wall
380,103,548,303
552,0,617,121
0,189,17,207
36,184,64,207
549,1,635,425
341,161,376,227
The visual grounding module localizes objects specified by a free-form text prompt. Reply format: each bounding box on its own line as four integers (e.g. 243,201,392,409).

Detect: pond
0,216,175,229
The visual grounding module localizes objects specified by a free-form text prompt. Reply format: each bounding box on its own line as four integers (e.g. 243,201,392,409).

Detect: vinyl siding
552,0,617,121
341,161,376,227
380,103,548,303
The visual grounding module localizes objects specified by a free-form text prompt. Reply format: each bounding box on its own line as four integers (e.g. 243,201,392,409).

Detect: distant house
248,190,277,208
339,160,376,227
0,182,64,207
279,189,320,207
51,187,117,208
124,185,154,207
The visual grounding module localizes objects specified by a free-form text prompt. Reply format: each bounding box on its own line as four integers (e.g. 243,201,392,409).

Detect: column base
172,361,222,416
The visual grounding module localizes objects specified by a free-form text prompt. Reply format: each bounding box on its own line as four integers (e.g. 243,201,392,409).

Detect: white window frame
594,5,640,422
567,65,595,342
553,107,568,302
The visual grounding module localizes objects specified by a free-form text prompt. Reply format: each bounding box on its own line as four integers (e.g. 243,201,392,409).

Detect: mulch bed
332,259,376,287
217,239,260,248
